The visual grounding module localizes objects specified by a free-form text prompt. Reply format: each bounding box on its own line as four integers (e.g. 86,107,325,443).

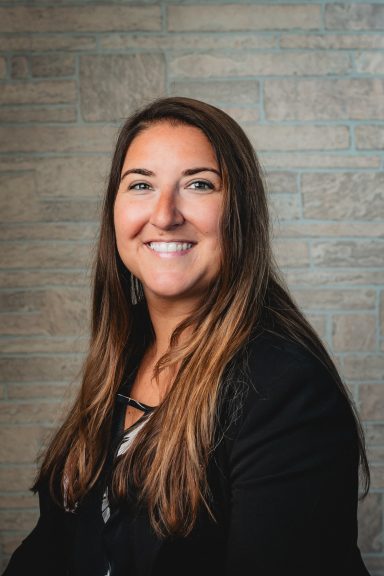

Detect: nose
149,188,184,230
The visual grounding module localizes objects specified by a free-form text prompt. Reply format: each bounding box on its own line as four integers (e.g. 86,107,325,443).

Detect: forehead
124,121,218,166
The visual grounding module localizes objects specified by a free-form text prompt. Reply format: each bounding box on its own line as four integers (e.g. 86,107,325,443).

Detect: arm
2,482,74,576
225,339,365,575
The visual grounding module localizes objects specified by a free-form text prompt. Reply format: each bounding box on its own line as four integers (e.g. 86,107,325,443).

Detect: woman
4,97,370,576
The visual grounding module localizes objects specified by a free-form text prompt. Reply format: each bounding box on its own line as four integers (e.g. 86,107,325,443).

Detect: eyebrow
120,166,221,182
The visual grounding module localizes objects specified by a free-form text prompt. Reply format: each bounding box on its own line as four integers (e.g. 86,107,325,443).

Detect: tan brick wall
0,1,383,573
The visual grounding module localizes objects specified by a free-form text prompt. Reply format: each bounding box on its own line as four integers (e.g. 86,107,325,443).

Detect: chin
144,283,204,302
150,289,193,300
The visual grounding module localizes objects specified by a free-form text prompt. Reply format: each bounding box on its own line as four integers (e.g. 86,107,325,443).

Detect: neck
144,296,196,359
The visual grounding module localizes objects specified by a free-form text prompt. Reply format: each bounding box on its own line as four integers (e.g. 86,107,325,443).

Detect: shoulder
213,332,360,493
221,330,356,450
243,329,329,378
237,329,340,401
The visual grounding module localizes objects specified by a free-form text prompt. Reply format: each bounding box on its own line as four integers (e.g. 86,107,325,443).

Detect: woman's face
114,121,223,307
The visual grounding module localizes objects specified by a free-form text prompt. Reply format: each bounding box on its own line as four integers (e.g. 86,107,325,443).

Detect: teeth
148,242,193,253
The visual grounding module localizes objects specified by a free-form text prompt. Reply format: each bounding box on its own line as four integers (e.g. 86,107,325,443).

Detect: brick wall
0,0,383,573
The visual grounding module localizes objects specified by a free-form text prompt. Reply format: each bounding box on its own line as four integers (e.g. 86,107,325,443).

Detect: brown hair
34,97,369,537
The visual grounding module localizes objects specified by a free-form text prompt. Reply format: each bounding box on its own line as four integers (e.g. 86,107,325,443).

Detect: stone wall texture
0,0,383,573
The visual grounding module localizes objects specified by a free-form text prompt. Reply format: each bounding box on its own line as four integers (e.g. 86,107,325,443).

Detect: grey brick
364,555,384,573
381,291,384,337
364,423,384,446
0,172,101,223
344,360,384,382
34,156,110,198
0,288,90,337
279,222,384,240
302,173,384,220
0,355,83,383
273,240,309,267
0,173,40,223
312,240,384,268
260,152,380,170
30,54,76,77
170,79,259,106
0,223,97,242
332,314,376,352
8,382,80,398
101,33,276,51
355,51,384,74
0,493,37,509
0,107,77,123
0,126,117,153
356,125,384,150
0,34,96,51
293,289,376,311
266,172,297,194
325,3,384,30
0,427,44,463
248,125,349,152
265,78,384,120
0,510,39,532
358,493,383,553
280,33,384,49
0,270,89,289
370,464,384,490
284,268,384,288
169,52,349,78
168,4,321,31
10,56,28,79
0,401,66,425
223,107,259,124
307,315,327,340
0,6,162,33
0,80,76,106
270,194,301,221
0,242,92,269
80,54,166,122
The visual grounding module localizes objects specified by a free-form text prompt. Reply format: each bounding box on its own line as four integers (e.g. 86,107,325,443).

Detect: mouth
146,241,195,254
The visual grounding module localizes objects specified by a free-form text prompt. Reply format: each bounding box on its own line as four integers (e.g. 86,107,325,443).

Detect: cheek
188,194,222,228
209,203,223,268
199,201,222,244
113,197,146,242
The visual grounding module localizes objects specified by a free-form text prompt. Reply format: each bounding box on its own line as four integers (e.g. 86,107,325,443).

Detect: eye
187,180,214,191
128,182,152,192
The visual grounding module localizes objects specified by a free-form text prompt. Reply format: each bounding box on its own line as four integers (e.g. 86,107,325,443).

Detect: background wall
0,0,383,573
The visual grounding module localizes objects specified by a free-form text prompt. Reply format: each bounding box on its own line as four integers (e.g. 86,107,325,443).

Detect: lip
144,241,195,258
144,240,197,244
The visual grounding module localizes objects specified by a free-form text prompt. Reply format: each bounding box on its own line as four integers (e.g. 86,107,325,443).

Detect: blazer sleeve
2,481,74,576
225,338,364,575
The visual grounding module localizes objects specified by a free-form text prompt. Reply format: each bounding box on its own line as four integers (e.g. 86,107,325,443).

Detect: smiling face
114,121,223,309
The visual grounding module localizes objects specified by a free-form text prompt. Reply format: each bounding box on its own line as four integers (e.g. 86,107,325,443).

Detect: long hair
33,97,369,536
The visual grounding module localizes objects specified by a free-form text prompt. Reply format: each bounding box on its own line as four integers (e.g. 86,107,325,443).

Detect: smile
147,242,194,253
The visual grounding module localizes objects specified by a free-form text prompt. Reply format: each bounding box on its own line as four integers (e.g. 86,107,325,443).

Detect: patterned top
101,392,156,524
102,392,156,576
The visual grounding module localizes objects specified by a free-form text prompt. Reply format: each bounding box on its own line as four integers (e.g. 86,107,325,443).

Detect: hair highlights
34,97,369,537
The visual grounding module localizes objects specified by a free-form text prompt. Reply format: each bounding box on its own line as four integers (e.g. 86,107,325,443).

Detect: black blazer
3,331,370,576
